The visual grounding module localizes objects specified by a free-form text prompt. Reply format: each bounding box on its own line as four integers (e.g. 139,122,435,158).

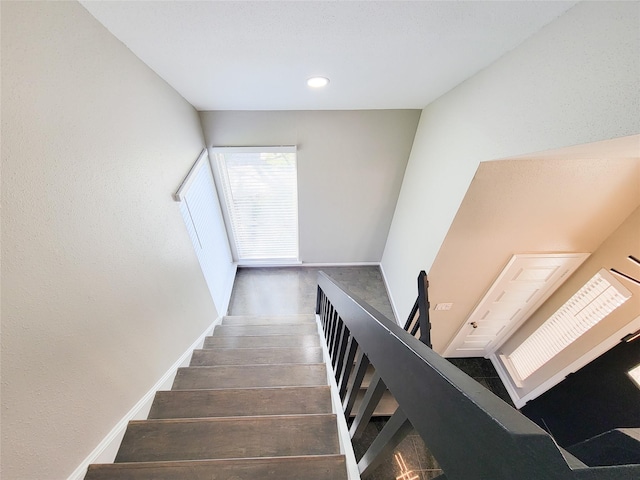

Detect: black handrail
316,271,640,480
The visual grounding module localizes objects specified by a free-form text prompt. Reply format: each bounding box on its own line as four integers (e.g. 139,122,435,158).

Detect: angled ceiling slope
79,1,578,110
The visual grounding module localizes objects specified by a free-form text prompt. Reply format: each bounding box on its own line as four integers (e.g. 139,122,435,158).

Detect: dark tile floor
447,357,515,407
352,418,443,479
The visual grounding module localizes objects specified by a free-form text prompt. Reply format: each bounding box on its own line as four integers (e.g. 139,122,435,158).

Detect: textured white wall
381,1,640,324
199,110,420,263
1,2,219,479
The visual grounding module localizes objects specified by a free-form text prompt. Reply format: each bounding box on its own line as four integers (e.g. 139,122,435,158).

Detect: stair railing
316,271,640,480
403,270,431,347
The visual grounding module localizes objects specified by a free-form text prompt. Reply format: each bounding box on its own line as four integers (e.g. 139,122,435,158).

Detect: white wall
200,110,420,263
1,2,221,479
382,1,640,323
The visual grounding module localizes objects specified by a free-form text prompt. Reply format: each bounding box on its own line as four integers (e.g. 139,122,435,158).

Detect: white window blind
505,269,632,383
212,147,299,262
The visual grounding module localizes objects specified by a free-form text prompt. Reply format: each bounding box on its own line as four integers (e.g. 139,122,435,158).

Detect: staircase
85,314,348,479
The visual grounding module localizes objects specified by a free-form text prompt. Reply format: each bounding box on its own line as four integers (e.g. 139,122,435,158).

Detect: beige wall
382,1,640,323
1,2,218,479
428,146,640,353
200,110,420,263
499,207,640,399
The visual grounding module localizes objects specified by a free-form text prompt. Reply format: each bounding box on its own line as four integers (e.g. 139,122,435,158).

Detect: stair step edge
85,455,347,480
128,413,338,425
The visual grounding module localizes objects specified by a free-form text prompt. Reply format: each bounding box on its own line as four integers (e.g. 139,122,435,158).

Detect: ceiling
428,135,640,352
79,1,578,111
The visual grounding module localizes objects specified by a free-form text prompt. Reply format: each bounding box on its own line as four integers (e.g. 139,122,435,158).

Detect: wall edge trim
67,317,222,480
379,262,402,326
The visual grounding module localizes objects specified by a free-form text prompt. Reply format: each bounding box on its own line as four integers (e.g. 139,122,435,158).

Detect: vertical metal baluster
343,350,369,419
350,371,387,440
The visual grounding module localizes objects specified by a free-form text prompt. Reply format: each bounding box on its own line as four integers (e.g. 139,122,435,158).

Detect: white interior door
443,253,589,358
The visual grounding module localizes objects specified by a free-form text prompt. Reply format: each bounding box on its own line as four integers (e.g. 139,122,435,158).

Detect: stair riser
173,364,328,389
222,315,316,326
190,348,324,366
214,324,318,336
85,455,348,480
115,416,340,462
204,335,320,349
149,387,333,419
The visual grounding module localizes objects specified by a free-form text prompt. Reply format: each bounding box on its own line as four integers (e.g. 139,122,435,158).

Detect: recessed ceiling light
307,76,329,88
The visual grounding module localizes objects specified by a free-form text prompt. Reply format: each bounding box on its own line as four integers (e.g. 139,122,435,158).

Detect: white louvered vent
505,269,632,383
212,147,299,263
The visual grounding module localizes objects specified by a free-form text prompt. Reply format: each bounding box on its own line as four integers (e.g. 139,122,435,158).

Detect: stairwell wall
1,2,222,479
199,110,420,264
381,1,640,324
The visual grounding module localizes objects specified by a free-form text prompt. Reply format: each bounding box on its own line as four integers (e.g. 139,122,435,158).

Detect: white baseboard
236,262,381,268
299,262,381,267
379,263,401,326
315,314,361,480
67,317,222,480
489,353,527,409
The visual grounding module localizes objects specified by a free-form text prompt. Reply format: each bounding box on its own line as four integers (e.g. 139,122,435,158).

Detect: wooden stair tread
352,390,398,417
214,324,318,336
115,415,340,463
346,363,376,389
173,364,328,389
149,386,332,419
85,455,347,480
343,365,398,415
222,314,316,325
190,347,323,366
204,334,320,349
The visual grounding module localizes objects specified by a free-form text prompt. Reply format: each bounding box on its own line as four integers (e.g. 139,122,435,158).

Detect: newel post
417,271,431,348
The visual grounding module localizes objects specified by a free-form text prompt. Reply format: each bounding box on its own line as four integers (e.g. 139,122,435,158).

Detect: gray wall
1,2,219,478
382,1,640,323
200,110,420,263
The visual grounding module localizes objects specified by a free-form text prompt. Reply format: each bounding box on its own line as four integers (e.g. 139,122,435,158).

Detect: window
503,269,632,385
212,147,299,263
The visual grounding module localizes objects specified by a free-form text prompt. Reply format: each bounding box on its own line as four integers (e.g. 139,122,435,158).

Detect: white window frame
211,146,300,265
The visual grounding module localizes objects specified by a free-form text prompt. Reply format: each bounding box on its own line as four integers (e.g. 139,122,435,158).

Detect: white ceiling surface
429,135,640,352
79,1,578,111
